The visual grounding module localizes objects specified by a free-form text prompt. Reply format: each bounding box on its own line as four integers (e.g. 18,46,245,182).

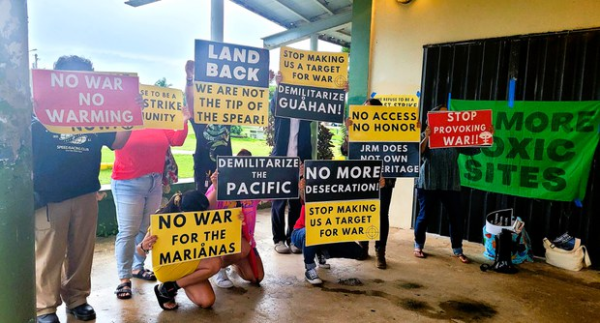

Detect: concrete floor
55,209,600,323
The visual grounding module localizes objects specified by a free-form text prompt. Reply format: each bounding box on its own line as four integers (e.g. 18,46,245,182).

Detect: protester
111,103,189,299
33,56,131,323
414,104,481,263
270,71,312,254
341,98,396,269
205,149,265,288
139,191,222,310
184,60,233,194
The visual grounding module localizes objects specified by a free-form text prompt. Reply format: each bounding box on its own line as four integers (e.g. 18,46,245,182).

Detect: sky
28,0,341,90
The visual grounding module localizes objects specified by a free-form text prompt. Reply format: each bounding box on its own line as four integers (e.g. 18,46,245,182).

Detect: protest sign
276,47,348,123
216,156,300,201
150,209,242,267
452,100,600,202
427,110,493,148
32,69,142,128
348,105,420,177
304,160,381,246
193,82,268,126
374,94,419,108
139,84,185,130
193,40,270,126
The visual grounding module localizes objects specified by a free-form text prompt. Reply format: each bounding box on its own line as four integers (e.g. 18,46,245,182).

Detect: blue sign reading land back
195,40,270,88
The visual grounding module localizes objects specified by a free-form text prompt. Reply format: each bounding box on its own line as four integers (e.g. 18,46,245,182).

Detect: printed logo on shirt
54,134,91,153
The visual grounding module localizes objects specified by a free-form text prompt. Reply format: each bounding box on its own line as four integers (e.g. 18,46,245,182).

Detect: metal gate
416,28,600,265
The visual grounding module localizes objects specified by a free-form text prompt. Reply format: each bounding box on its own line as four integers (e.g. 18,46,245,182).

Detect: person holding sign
415,104,482,263
137,191,222,310
111,108,189,299
270,71,313,254
33,56,132,323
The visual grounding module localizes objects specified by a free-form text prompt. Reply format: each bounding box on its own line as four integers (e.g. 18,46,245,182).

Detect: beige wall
370,0,600,228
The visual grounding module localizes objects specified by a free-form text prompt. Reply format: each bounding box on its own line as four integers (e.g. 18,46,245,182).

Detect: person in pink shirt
112,113,189,299
205,149,265,288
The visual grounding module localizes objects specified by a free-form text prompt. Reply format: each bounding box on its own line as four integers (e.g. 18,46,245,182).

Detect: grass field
98,126,342,185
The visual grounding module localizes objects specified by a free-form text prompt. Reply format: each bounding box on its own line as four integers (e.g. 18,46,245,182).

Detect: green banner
451,100,600,202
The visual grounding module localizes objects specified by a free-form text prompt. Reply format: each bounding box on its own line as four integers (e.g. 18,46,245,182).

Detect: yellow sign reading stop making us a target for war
280,47,348,89
150,209,242,267
305,200,380,246
348,105,420,142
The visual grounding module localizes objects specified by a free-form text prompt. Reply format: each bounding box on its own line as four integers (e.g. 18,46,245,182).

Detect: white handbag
543,238,592,271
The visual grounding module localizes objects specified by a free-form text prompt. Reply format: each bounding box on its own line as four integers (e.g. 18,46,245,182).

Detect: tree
154,77,172,88
317,123,334,160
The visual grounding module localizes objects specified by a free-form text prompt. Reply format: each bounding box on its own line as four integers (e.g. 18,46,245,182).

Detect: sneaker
305,268,323,285
290,243,302,254
317,254,331,269
213,268,233,289
274,241,291,254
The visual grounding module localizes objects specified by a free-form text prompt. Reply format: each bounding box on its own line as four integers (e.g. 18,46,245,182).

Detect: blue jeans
415,188,464,255
291,228,317,270
112,173,162,279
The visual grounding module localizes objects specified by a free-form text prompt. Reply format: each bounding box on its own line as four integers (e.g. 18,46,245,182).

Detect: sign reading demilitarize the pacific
216,156,300,201
32,69,142,128
193,40,270,127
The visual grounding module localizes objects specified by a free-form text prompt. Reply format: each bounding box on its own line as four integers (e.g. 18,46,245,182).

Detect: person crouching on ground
137,191,222,310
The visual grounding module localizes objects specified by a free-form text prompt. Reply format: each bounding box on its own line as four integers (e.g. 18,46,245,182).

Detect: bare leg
183,280,216,308
177,257,222,288
221,238,251,267
232,249,264,284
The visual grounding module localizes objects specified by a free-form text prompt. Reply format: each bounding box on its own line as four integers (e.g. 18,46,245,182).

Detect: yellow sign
374,94,419,108
348,105,420,142
280,47,348,89
193,81,268,126
139,84,184,130
305,200,380,246
150,209,242,267
43,84,184,134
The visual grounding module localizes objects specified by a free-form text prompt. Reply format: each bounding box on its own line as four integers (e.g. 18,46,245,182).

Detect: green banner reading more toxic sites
451,100,600,202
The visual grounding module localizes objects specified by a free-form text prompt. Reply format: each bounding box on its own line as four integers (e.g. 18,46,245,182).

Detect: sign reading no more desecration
216,156,300,201
150,209,242,267
452,100,600,202
32,69,142,128
304,160,381,246
349,142,420,177
427,110,493,149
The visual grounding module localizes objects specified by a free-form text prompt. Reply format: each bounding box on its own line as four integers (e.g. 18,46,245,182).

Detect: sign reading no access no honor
216,156,300,201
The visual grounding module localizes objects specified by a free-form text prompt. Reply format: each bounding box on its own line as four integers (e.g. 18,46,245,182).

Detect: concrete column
0,0,36,321
347,0,372,108
310,34,319,159
211,0,224,42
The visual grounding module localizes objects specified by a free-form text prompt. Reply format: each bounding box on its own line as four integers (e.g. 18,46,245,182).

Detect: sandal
154,284,179,311
133,268,157,281
455,254,471,264
115,282,132,299
413,249,426,258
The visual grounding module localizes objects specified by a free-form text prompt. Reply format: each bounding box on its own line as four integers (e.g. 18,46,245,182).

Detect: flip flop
455,254,471,264
413,249,426,258
133,268,157,281
154,284,178,311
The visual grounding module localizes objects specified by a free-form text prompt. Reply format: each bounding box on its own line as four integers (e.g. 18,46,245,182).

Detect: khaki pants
35,192,98,315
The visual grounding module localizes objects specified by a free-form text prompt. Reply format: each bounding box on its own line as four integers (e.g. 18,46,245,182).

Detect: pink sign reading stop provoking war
32,69,142,128
427,110,494,149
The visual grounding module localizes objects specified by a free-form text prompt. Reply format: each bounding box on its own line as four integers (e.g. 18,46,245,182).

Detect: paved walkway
55,209,600,322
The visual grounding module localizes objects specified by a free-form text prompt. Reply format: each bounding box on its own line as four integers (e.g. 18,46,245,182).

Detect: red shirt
293,204,306,230
112,123,188,180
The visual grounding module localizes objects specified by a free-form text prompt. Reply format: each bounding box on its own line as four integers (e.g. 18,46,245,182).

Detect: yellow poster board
374,94,419,108
279,47,348,89
193,81,268,126
348,105,420,142
150,209,242,267
305,200,380,246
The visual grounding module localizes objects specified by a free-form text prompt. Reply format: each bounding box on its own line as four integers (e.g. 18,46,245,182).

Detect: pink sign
428,110,493,149
32,69,143,127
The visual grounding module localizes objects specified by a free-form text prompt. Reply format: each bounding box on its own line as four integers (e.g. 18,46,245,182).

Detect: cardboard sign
428,110,493,148
193,81,268,126
305,200,380,246
195,40,270,88
349,142,420,177
216,156,300,201
140,84,185,130
279,47,348,89
304,160,381,203
32,69,142,128
150,209,242,267
374,94,419,108
349,105,420,142
274,83,345,123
